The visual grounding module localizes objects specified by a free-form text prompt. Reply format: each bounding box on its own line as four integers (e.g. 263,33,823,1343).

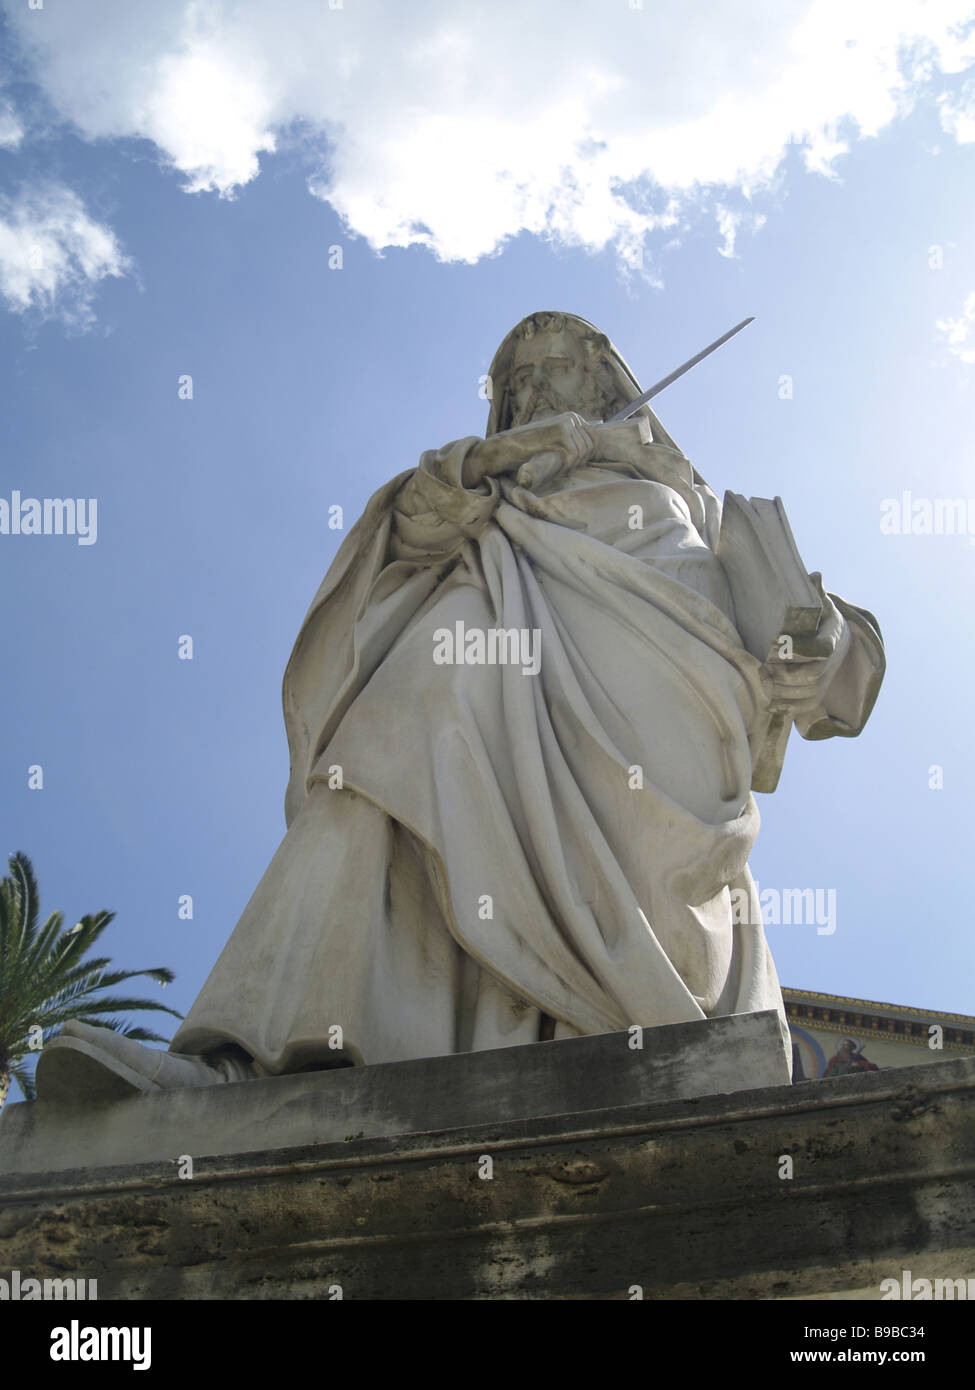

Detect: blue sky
2,1,975,1100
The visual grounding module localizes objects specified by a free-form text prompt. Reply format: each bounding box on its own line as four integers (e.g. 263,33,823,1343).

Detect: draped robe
172,419,884,1073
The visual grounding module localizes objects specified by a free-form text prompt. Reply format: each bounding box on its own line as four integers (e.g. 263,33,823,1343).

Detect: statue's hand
765,574,850,716
463,413,595,489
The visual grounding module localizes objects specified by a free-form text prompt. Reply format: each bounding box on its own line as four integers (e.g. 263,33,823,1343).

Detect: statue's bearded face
508,328,610,427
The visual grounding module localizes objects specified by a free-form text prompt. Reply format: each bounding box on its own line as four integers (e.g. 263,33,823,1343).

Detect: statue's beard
512,382,612,427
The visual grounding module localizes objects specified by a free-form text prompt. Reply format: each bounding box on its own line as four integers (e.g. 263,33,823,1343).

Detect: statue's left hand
514,417,650,489
463,412,595,490
765,573,850,716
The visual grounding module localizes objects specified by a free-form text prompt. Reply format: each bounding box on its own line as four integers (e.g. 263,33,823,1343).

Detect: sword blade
605,316,755,424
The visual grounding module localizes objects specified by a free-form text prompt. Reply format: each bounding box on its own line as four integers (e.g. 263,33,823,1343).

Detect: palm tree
0,851,182,1111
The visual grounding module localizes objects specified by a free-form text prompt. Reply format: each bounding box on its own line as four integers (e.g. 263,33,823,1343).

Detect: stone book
717,493,823,792
717,492,823,662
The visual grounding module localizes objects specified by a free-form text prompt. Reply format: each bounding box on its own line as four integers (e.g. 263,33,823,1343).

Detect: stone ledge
0,1049,972,1300
0,1010,788,1176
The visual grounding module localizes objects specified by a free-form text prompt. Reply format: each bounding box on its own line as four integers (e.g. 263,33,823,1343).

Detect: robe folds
172,422,885,1072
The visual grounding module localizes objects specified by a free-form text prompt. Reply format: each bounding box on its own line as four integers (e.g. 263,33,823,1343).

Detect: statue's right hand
463,413,594,488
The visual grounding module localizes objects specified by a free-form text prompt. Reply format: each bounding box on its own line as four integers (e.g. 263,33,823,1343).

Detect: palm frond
0,855,183,1098
9,852,40,934
7,1057,37,1103
84,1019,173,1045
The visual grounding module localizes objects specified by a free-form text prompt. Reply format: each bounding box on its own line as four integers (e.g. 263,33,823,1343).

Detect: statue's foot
36,1020,254,1104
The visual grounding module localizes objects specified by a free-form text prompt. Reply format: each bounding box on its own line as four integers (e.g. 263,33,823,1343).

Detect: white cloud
4,0,975,264
0,97,24,150
0,183,132,325
714,206,768,259
937,290,975,362
937,76,975,139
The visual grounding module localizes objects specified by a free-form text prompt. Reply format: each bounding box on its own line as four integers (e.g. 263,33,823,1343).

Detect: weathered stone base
0,1011,789,1174
1,1023,973,1300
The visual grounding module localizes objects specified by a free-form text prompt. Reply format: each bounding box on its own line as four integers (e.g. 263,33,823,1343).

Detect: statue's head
497,312,621,427
486,312,624,432
485,311,680,453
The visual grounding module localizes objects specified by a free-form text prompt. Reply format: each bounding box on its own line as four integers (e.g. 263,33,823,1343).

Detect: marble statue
40,311,885,1098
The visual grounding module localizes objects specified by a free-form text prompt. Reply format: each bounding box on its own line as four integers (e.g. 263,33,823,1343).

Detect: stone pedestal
0,1011,788,1174
1,1015,972,1300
